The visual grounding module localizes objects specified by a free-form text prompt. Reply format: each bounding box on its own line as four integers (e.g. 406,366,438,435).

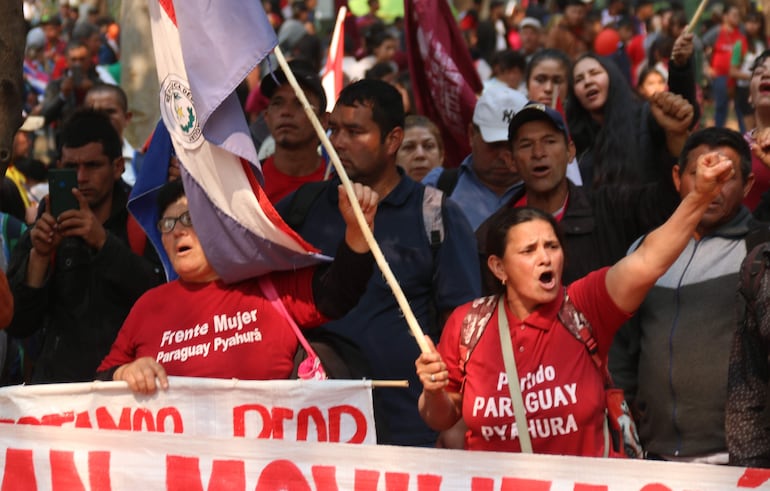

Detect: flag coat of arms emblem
136,0,326,283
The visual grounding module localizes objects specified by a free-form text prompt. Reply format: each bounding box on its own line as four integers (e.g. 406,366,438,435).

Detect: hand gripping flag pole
273,47,432,355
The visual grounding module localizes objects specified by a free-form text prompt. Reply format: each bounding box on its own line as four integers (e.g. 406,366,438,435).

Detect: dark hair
364,61,397,80
487,207,564,257
336,79,404,141
157,178,186,215
65,39,89,55
486,207,565,293
364,24,396,54
58,109,122,160
636,66,666,92
475,20,498,64
13,157,48,182
396,71,415,114
746,12,769,54
751,49,770,74
71,22,99,43
678,127,752,181
525,49,570,87
648,34,674,64
492,49,527,74
86,84,129,112
292,34,323,73
667,9,688,34
567,53,642,188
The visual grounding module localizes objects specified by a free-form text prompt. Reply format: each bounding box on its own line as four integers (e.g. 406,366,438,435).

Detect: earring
501,278,506,286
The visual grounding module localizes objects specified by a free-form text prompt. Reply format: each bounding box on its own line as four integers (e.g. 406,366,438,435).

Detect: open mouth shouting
538,270,557,290
531,164,551,178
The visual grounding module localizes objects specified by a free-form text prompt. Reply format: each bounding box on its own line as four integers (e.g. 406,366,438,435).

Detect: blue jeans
712,75,746,132
713,75,729,128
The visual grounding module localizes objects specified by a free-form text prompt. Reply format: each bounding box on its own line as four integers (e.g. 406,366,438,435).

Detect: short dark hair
336,79,404,142
678,127,752,181
86,84,129,112
157,179,186,216
65,40,89,55
751,49,770,74
364,61,397,80
492,50,527,73
72,22,100,43
58,109,122,161
364,24,395,53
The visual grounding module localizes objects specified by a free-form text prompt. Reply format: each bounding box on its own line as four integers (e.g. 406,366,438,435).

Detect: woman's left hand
415,335,448,390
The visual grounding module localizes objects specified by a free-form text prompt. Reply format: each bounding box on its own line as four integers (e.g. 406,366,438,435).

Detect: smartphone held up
48,168,79,217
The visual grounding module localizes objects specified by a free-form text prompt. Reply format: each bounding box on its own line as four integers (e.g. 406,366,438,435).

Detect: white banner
0,377,376,444
1,424,769,490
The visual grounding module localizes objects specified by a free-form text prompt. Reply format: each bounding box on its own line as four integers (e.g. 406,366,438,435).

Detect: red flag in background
404,0,483,168
322,6,346,112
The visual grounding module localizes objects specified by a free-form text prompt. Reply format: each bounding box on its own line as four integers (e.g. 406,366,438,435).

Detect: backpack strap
284,181,329,230
422,186,445,253
458,295,499,376
436,168,459,196
557,291,604,372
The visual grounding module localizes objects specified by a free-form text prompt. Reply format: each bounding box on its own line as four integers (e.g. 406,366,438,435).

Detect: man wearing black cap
476,96,689,293
259,60,328,203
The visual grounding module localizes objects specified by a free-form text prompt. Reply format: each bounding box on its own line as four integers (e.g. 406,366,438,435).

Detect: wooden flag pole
273,46,432,354
371,380,410,388
684,0,708,34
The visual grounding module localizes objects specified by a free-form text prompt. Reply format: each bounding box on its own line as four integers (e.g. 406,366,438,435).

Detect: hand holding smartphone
48,168,79,217
70,65,83,87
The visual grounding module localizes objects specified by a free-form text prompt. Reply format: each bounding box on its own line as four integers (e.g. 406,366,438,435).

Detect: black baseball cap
508,102,570,142
259,59,327,112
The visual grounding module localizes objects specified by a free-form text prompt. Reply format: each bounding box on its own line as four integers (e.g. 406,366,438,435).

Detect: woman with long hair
525,49,571,107
567,50,696,190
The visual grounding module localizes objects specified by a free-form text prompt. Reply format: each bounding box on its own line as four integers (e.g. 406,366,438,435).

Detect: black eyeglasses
157,210,193,233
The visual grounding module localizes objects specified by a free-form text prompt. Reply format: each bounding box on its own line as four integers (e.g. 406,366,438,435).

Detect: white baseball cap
519,17,542,30
472,85,529,143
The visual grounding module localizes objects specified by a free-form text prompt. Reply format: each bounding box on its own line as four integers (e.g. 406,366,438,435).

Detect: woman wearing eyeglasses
96,178,377,394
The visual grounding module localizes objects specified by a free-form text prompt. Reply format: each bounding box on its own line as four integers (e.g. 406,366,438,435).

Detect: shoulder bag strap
496,297,533,453
258,276,318,359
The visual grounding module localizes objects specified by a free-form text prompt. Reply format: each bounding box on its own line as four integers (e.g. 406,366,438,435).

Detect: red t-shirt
438,268,632,456
512,194,569,222
626,34,647,85
98,268,326,380
262,156,326,204
711,27,746,77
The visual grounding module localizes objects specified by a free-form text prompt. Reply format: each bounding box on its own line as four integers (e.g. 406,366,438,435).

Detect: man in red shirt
706,4,746,128
260,60,329,203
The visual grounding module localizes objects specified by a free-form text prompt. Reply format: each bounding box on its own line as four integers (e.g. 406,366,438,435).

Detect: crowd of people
2,0,770,470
